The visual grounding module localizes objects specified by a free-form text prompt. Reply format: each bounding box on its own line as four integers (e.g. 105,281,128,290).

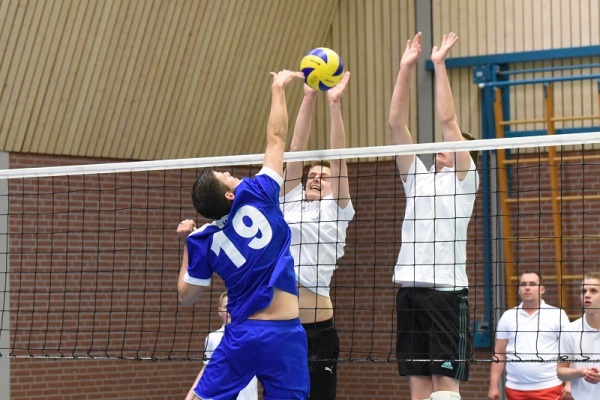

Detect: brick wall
6,150,599,399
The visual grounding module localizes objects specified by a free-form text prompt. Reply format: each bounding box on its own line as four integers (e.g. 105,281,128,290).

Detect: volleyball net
1,131,600,362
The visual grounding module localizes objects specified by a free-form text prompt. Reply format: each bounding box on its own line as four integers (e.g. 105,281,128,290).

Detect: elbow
178,295,194,307
266,133,286,155
178,293,195,307
388,117,401,132
556,366,570,382
177,283,199,307
387,120,396,133
387,122,409,145
289,142,303,152
439,115,456,127
387,115,409,134
439,113,462,134
269,128,287,146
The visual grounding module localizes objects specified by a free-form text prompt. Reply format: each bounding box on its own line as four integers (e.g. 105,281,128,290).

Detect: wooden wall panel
0,0,340,160
0,0,597,160
327,0,415,152
433,0,600,58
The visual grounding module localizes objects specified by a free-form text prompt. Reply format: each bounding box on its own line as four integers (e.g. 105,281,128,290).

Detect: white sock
430,391,461,400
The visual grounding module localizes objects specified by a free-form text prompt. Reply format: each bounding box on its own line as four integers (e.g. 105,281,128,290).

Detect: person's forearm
388,65,413,132
177,245,190,293
489,360,505,389
289,92,317,152
267,85,288,146
328,99,350,206
433,62,457,128
328,101,345,150
558,365,584,382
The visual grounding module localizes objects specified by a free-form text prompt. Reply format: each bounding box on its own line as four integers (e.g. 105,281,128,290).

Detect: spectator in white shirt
488,271,571,400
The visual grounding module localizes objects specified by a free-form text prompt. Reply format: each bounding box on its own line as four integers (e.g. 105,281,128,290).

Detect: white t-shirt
203,325,258,400
393,156,479,289
496,301,569,390
280,184,355,297
559,316,600,400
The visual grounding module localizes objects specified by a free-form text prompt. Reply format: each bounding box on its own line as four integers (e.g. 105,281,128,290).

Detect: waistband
302,318,334,330
398,287,469,295
232,317,301,327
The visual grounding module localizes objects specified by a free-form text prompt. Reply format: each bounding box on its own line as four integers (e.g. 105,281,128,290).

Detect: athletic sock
429,391,461,400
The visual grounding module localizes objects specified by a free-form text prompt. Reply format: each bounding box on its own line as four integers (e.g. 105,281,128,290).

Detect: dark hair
519,270,543,286
191,168,232,220
461,131,479,163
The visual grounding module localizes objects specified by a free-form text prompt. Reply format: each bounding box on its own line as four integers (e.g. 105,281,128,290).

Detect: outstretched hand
270,70,304,89
327,71,351,104
431,32,458,64
400,32,422,68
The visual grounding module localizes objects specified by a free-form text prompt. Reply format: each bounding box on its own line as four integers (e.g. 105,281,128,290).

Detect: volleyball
300,47,344,91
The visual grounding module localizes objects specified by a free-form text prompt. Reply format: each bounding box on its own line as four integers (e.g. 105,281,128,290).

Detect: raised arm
281,84,318,196
326,71,351,208
264,70,305,177
388,32,421,180
431,32,472,180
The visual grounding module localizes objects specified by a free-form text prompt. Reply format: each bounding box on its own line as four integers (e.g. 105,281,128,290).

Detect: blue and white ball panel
300,47,344,91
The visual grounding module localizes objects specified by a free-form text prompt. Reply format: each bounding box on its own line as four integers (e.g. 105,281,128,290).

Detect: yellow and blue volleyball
300,47,344,91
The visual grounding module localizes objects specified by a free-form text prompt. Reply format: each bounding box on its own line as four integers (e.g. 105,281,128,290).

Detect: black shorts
303,319,339,400
396,287,471,381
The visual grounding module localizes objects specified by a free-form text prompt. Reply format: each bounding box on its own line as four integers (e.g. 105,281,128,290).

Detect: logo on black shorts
441,361,454,370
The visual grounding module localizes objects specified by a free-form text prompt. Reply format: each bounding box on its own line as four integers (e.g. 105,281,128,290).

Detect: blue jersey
185,167,297,323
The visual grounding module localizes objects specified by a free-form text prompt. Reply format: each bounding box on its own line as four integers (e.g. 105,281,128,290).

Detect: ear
224,191,235,201
540,285,546,295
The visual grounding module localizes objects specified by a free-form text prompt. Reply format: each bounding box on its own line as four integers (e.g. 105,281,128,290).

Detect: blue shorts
195,318,309,400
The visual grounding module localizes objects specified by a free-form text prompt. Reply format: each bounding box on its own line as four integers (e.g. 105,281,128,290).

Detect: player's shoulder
190,220,225,238
206,327,225,341
256,166,283,185
562,317,584,332
236,167,283,199
497,308,517,326
501,307,519,317
410,156,429,174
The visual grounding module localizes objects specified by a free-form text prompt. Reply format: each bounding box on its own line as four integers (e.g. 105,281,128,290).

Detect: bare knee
431,375,460,392
408,375,433,400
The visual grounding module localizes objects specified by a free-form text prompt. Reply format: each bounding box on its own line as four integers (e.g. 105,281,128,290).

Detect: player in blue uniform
176,70,309,400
